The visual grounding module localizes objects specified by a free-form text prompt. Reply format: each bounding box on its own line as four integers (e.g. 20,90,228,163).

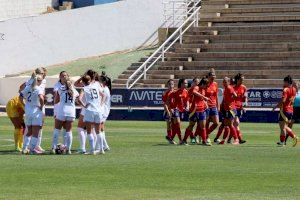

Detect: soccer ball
55,143,66,155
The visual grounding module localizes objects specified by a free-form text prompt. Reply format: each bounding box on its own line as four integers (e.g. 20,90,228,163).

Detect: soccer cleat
36,146,45,153
277,141,286,147
219,140,225,145
214,138,220,144
76,149,86,154
232,139,240,145
165,136,176,144
66,150,72,155
22,148,30,155
50,148,56,155
239,140,247,144
16,147,22,152
206,139,212,146
31,148,43,155
292,137,299,147
227,139,232,144
104,147,110,151
97,150,105,155
190,137,196,144
179,141,189,146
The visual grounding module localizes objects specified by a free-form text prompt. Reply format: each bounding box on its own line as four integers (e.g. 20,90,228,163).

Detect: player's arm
272,89,286,111
193,88,210,101
39,94,45,111
76,91,85,108
74,76,84,88
54,91,60,104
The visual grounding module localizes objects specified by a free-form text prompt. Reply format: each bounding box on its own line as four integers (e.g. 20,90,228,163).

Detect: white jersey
26,78,46,92
53,81,63,116
83,82,103,112
57,85,79,118
103,86,111,117
21,85,44,116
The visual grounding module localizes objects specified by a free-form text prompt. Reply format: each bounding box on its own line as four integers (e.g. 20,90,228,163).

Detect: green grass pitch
0,116,300,200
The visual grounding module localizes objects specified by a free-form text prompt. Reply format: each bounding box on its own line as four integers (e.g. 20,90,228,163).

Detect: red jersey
190,86,206,112
223,85,236,111
234,84,247,109
162,89,175,108
206,82,218,108
170,88,189,112
188,85,196,104
282,86,296,113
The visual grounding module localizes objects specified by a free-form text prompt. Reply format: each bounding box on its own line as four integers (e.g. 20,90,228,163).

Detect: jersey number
90,89,98,99
65,93,73,103
27,92,32,102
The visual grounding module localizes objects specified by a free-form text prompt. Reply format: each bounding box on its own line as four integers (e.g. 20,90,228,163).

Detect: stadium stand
113,0,300,88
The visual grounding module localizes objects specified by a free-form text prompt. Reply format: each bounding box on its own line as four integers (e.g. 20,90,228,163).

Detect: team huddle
6,68,111,155
162,69,299,147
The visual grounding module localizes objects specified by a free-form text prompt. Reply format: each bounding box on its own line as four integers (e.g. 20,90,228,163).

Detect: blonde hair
31,72,43,90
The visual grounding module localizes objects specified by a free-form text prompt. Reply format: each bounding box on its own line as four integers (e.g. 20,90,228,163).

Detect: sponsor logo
129,90,163,101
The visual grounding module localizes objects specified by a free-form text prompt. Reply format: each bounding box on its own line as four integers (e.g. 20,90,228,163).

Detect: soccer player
182,77,200,144
205,69,219,142
232,73,247,144
190,77,211,146
219,77,239,145
273,75,299,147
97,74,111,152
20,73,45,154
162,79,176,144
51,79,81,154
79,74,105,155
53,71,69,147
169,79,189,145
6,93,25,152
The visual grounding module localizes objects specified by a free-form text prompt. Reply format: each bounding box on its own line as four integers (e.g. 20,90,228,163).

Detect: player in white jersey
97,75,111,152
79,74,105,155
51,79,82,154
74,69,98,154
20,74,45,154
53,71,69,147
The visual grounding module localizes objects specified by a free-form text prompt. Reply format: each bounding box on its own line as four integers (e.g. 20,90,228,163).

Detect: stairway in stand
113,0,300,88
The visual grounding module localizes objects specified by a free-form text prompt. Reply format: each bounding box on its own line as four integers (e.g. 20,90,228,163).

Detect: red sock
286,129,296,139
216,125,224,139
201,128,207,143
173,123,182,141
223,127,230,140
183,129,193,141
171,123,177,139
167,129,172,138
208,124,218,135
237,129,243,141
280,134,286,142
230,126,238,140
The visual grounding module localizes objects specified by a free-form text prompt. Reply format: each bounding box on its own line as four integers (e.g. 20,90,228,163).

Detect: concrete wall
0,0,164,76
0,0,58,21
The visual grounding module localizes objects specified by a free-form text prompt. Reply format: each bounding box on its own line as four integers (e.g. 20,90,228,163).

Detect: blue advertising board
45,88,283,108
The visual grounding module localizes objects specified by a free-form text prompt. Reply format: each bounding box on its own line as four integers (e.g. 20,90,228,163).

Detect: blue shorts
222,109,236,119
163,111,170,121
189,111,206,122
206,107,219,117
278,111,293,122
172,109,186,120
236,109,243,118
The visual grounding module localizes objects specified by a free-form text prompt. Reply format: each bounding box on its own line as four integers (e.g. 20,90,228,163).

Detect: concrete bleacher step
200,15,300,22
201,7,300,14
201,0,300,5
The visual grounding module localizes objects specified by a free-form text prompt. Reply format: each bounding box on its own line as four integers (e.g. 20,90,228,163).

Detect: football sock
17,128,23,149
216,125,224,139
280,134,286,143
52,129,60,149
37,129,43,147
167,129,172,138
77,128,86,151
88,134,95,152
200,128,207,143
62,129,67,146
237,129,243,141
14,129,20,149
286,129,296,139
23,135,31,151
208,123,218,135
183,129,193,141
102,131,109,149
30,137,38,151
223,127,230,140
230,126,238,140
66,131,73,151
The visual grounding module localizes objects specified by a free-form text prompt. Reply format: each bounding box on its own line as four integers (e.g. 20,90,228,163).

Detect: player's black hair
178,78,186,88
82,75,91,85
192,77,199,82
284,75,293,85
230,77,236,85
167,79,174,85
234,73,244,85
100,75,112,93
199,77,209,87
85,69,96,81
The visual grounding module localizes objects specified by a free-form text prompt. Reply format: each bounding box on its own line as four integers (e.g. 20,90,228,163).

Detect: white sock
102,131,109,149
66,131,73,151
52,129,60,149
88,134,95,152
37,129,43,147
30,137,38,151
92,128,97,148
23,135,31,151
77,128,86,151
62,129,67,146
96,132,104,152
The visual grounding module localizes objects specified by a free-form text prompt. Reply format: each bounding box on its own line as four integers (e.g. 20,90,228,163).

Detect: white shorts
25,113,43,126
83,110,102,124
80,107,86,116
56,115,75,122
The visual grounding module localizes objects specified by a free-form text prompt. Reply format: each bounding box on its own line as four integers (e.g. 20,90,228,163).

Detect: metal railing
126,0,201,89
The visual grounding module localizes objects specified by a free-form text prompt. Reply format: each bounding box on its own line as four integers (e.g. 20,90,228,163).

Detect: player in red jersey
219,77,239,145
273,75,299,147
162,79,176,144
230,73,247,144
205,69,219,143
189,77,211,146
182,77,200,145
169,79,189,145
